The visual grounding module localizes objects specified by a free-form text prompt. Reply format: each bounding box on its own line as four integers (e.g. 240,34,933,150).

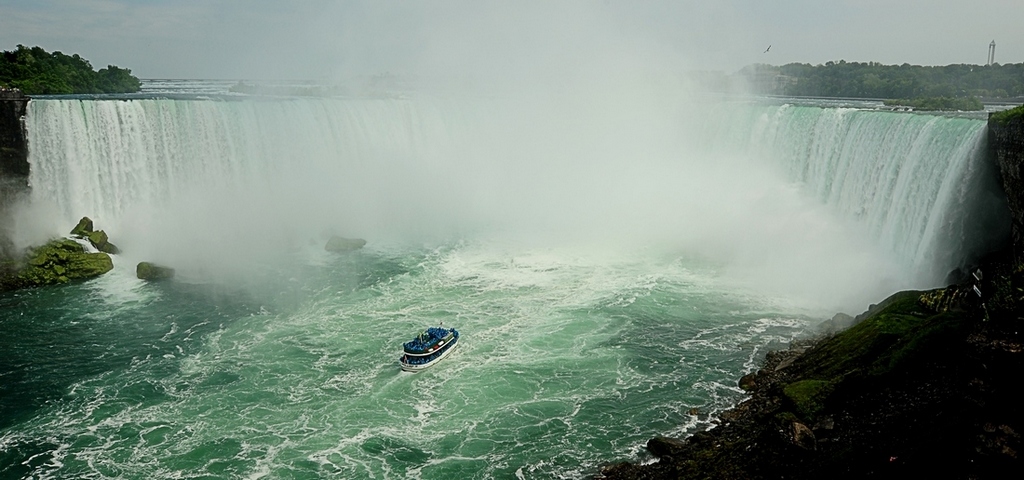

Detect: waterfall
698,103,1002,281
22,96,1003,290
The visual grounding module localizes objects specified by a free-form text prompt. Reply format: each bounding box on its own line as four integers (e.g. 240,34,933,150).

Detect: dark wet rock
325,236,366,252
646,436,687,459
790,420,817,451
738,372,757,391
136,262,175,281
599,284,1024,479
991,106,1024,253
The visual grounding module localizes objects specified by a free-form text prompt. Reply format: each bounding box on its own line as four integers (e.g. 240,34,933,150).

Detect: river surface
0,81,997,478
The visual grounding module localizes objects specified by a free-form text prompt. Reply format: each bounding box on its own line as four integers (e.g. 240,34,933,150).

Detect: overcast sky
1,0,1021,80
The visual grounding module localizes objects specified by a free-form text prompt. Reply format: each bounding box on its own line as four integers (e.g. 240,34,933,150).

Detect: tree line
0,45,141,95
742,60,1024,100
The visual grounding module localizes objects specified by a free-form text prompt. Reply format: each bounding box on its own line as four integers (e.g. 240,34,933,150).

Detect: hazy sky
1,0,1021,80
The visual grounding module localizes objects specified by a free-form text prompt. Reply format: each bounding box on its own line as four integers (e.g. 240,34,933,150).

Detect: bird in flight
764,45,771,53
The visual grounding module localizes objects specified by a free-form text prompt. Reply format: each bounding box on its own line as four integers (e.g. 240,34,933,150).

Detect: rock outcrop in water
70,216,121,254
136,262,175,281
0,238,113,291
325,236,366,252
0,218,117,291
600,106,1024,479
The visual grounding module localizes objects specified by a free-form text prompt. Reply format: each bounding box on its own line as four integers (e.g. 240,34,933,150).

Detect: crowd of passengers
403,327,454,352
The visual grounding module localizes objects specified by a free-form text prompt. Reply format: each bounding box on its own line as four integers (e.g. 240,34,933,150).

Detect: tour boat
399,326,459,372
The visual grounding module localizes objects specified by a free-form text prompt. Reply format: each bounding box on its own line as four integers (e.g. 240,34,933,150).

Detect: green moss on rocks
12,238,112,288
783,379,834,420
791,290,941,381
1,217,121,291
70,216,93,237
86,229,120,254
136,262,174,281
69,217,120,254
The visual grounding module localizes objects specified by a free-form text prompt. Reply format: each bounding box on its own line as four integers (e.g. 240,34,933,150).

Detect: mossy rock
87,230,121,255
68,218,120,254
70,216,94,237
13,238,113,288
137,262,175,281
783,379,835,420
788,289,971,383
64,250,114,278
325,236,366,252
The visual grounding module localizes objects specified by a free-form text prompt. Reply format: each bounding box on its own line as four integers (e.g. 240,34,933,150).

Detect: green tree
0,45,141,94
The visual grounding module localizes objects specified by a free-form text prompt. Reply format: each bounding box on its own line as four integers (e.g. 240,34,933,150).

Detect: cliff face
0,89,29,178
0,88,30,260
990,107,1024,254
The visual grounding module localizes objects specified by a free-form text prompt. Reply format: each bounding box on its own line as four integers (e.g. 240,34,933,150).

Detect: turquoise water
2,241,813,479
2,91,996,478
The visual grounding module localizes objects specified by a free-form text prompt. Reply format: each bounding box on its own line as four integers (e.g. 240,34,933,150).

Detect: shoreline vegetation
737,60,1024,100
0,45,140,95
882,96,984,112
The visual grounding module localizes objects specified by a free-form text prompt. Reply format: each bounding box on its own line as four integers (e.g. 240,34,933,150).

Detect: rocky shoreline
599,278,1021,479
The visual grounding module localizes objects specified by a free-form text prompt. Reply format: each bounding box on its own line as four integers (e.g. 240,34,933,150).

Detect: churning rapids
0,83,1003,478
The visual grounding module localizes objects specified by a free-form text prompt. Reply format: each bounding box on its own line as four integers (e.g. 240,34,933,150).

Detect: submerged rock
136,262,175,281
325,236,366,252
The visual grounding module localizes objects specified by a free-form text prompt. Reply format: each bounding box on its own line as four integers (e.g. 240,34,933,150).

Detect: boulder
325,236,366,252
790,420,817,451
69,217,121,254
87,229,121,254
739,372,758,391
136,262,175,281
647,436,687,459
10,238,112,289
70,216,94,237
